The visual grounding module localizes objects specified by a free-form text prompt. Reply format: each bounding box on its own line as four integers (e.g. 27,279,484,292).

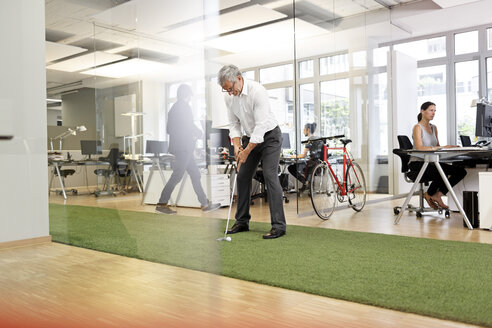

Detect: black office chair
51,168,77,195
392,135,449,218
251,163,289,204
460,135,472,147
94,148,130,196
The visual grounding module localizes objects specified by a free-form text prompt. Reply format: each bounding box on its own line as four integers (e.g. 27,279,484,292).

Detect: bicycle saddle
340,139,352,146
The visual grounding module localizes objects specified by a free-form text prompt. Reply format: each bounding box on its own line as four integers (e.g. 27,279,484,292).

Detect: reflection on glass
417,65,447,143
320,53,348,75
299,60,313,78
156,84,219,213
319,79,349,138
456,60,479,140
394,36,446,60
259,64,294,84
455,30,478,55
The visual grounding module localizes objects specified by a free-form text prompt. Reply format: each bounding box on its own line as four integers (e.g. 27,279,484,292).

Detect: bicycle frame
321,143,361,197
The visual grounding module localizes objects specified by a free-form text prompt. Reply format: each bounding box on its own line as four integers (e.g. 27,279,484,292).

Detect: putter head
216,236,232,242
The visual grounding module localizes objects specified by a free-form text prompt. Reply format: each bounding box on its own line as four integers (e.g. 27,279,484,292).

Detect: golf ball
225,236,231,241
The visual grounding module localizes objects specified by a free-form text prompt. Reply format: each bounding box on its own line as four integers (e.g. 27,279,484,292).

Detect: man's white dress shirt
225,79,278,144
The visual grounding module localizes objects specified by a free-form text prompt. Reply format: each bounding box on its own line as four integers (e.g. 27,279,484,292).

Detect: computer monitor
476,103,492,138
210,129,231,148
80,140,102,159
146,140,168,156
281,133,291,149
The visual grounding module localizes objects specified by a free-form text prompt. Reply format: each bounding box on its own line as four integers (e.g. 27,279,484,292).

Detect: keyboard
439,146,487,151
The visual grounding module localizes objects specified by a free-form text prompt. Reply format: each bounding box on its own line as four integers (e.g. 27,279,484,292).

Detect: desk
141,154,175,204
394,148,492,230
48,159,109,199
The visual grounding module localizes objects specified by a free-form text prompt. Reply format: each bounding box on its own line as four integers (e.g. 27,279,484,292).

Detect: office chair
94,148,130,196
460,135,472,147
392,135,449,218
50,168,77,195
294,138,325,196
251,163,289,204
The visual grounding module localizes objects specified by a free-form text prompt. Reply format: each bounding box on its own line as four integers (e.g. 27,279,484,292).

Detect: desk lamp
50,125,87,151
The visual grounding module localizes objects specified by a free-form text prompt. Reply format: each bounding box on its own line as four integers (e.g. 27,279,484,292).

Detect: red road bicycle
302,135,366,220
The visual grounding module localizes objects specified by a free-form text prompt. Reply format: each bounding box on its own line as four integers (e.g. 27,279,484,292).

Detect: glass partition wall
293,0,391,215
50,0,396,227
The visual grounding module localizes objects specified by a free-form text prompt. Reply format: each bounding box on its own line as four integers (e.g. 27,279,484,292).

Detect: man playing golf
218,64,286,239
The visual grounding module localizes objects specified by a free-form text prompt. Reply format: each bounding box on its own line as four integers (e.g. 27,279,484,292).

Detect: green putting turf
50,203,492,327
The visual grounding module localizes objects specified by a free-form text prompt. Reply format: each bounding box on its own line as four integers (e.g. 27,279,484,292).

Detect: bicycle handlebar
301,134,345,144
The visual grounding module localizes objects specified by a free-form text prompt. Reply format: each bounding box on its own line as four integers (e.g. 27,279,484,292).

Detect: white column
0,1,49,243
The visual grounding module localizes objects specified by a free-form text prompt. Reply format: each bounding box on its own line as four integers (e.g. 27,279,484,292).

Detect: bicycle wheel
310,162,337,220
345,162,366,212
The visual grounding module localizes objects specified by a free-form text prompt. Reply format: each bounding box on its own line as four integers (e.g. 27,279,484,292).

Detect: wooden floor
1,190,488,327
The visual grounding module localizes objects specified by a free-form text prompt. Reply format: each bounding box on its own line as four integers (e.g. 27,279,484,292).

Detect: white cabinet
448,167,484,211
479,172,492,230
143,169,230,208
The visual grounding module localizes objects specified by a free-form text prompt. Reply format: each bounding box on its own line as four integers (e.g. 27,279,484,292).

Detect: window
319,53,348,75
373,46,389,67
487,57,492,100
319,79,350,138
299,60,313,79
455,30,478,55
394,36,446,60
373,73,388,155
242,70,255,80
456,60,479,140
488,28,492,50
418,65,447,143
299,83,315,150
266,87,294,144
259,64,293,84
352,51,366,69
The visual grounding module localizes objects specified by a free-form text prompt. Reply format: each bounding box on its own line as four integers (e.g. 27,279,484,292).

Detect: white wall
0,1,49,243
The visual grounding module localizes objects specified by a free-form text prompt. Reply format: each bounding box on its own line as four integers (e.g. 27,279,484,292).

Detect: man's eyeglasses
221,80,236,93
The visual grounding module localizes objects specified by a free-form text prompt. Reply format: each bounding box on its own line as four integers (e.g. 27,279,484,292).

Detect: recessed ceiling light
80,58,169,78
47,51,127,72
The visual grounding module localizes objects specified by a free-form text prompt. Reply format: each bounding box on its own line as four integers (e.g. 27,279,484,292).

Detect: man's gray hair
218,65,242,86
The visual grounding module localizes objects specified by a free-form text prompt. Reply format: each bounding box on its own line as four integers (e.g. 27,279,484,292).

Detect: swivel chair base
393,189,450,219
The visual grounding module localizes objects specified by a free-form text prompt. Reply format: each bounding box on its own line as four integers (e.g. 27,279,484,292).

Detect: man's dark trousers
235,126,286,232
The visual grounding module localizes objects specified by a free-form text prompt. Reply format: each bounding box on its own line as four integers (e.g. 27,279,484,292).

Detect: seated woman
409,101,467,209
288,122,320,191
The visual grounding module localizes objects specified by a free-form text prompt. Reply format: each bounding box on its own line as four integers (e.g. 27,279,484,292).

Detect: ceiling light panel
204,18,328,53
46,41,87,63
93,0,251,35
80,58,168,78
431,0,481,8
95,29,197,57
159,5,287,43
47,51,128,72
303,0,384,17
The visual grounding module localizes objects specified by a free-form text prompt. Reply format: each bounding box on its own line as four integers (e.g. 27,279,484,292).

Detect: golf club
217,171,237,242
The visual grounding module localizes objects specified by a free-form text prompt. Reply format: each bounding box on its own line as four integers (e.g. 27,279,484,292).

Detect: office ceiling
45,0,492,95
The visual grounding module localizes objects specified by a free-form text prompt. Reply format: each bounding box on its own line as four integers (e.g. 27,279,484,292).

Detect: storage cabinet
143,169,230,208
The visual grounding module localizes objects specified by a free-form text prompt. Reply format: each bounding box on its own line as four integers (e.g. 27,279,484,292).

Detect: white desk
48,159,109,199
395,148,492,230
479,172,492,229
